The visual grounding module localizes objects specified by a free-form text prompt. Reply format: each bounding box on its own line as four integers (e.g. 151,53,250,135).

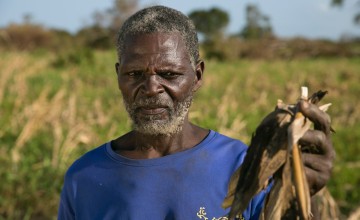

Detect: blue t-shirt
58,130,268,220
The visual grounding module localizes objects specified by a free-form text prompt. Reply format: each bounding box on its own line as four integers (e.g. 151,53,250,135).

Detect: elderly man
58,6,335,220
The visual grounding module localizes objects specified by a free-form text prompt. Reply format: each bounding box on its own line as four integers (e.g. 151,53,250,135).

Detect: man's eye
128,71,143,77
159,72,177,78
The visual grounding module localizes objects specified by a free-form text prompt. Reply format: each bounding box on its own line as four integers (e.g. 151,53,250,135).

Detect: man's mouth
138,106,168,115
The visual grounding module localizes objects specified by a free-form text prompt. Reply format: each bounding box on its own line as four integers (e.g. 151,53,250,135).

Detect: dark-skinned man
58,5,335,220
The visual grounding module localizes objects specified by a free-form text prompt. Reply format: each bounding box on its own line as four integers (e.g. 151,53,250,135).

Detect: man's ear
115,62,120,75
115,62,121,90
193,60,205,92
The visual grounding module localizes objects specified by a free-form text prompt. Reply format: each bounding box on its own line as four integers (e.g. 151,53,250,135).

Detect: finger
303,153,334,195
300,132,335,161
303,165,329,195
299,130,328,155
302,153,334,175
299,136,336,162
298,100,331,135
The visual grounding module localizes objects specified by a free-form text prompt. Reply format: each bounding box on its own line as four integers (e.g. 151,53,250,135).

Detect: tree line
0,0,358,60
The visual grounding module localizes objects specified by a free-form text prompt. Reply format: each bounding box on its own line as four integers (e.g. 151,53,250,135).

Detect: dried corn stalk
223,87,331,220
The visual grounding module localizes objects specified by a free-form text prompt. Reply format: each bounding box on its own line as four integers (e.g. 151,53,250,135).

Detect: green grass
0,50,359,219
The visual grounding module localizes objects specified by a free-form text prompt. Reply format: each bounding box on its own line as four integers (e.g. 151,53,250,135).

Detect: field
0,49,359,219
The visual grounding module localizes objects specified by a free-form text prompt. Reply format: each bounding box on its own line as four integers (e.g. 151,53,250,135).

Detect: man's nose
141,74,164,97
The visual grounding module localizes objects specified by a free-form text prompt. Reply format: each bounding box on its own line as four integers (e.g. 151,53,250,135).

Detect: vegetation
239,4,273,40
189,7,229,40
0,49,359,219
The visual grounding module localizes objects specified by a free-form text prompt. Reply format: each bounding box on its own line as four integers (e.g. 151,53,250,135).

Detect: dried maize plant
223,87,331,220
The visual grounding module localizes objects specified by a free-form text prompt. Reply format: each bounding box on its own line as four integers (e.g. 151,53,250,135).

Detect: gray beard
123,94,193,136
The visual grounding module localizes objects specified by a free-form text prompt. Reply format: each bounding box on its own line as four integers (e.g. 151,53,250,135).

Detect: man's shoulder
211,131,248,149
207,130,248,157
65,143,109,177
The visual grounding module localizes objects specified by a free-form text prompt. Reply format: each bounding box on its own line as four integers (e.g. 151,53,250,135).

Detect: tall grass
0,50,359,219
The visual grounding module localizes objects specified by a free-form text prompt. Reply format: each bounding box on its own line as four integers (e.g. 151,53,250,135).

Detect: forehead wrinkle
161,34,180,57
121,33,192,71
174,36,180,58
121,53,187,72
124,53,188,64
123,33,186,56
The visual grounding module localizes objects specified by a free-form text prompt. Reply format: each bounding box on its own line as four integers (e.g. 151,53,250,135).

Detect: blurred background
0,0,359,219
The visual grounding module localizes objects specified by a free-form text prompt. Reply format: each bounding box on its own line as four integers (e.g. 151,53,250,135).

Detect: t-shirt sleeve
58,172,76,220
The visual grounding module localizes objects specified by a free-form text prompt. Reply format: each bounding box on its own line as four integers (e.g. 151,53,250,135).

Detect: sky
1,0,359,41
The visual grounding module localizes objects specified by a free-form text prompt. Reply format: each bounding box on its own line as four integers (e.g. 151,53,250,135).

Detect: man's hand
224,92,336,219
298,100,336,195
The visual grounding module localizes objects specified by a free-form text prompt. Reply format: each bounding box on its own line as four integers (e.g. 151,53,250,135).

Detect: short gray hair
116,5,199,66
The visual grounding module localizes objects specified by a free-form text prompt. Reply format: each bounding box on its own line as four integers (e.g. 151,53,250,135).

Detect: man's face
116,33,203,136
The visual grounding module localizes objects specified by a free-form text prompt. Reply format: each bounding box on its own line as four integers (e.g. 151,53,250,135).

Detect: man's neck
112,122,209,159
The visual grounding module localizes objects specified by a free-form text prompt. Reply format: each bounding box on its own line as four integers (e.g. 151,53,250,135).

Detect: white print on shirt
196,207,244,220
